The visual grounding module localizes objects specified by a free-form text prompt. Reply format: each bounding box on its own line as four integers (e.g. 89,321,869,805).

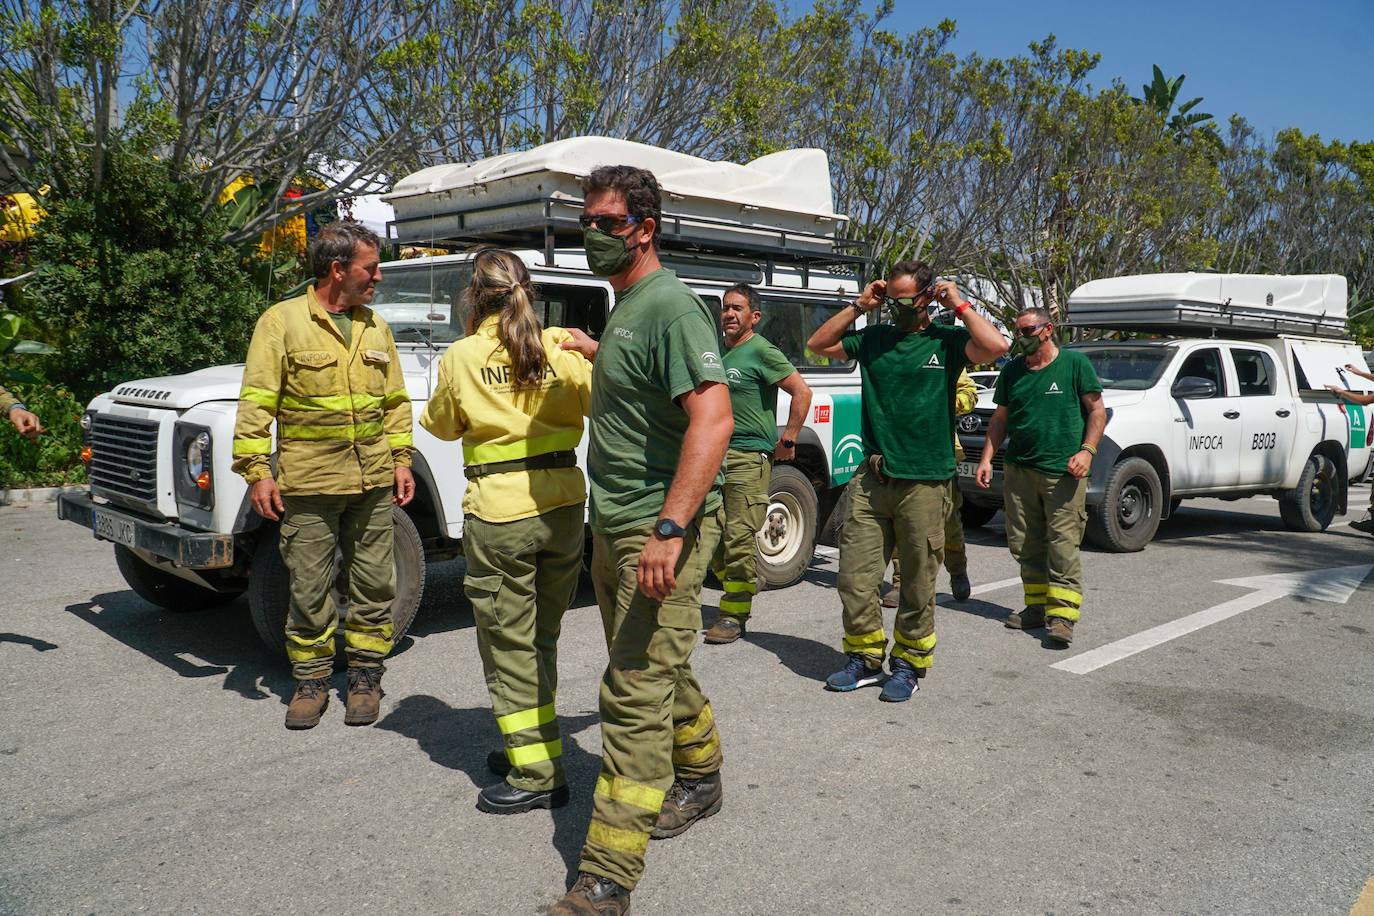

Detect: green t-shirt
328,309,352,345
993,348,1103,475
589,269,728,533
724,333,795,452
841,323,971,480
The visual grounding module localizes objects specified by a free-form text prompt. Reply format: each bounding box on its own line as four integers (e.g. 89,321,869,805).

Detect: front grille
90,415,160,504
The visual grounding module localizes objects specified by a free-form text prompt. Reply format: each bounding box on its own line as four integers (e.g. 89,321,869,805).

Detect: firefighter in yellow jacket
232,221,414,730
419,248,593,815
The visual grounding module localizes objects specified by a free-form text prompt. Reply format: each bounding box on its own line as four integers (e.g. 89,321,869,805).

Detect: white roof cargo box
382,137,853,260
1067,273,1349,339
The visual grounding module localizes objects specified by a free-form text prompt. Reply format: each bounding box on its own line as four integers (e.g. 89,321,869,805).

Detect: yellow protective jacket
953,369,977,462
0,383,20,415
232,286,413,495
420,316,592,523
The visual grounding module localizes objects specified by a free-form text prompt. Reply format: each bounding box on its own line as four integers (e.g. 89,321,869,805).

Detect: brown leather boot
1046,616,1075,646
703,616,745,644
284,677,331,730
650,771,722,839
344,666,384,726
1005,607,1046,630
549,872,631,915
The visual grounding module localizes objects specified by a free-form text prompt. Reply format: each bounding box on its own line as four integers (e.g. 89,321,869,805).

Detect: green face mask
583,227,636,277
1015,333,1044,356
889,304,925,332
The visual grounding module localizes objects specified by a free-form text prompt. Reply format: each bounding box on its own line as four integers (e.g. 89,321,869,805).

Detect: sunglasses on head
1017,322,1048,337
578,214,641,234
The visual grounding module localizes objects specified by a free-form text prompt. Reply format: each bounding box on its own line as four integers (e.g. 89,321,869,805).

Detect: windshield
1072,345,1177,390
371,262,473,345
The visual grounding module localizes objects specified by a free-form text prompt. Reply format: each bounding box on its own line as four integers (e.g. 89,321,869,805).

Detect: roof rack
386,193,871,287
1062,304,1348,340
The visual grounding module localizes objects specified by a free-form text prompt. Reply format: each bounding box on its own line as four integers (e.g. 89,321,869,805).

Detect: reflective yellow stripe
279,393,384,412
673,704,714,744
672,732,720,766
233,438,273,455
893,631,937,652
388,432,414,448
497,702,556,735
891,644,934,669
1023,582,1047,594
240,387,280,409
721,580,756,595
842,629,886,656
383,389,409,408
594,774,666,813
1047,607,1081,623
279,420,384,441
718,597,752,615
507,739,562,767
462,429,582,464
286,623,337,662
586,820,650,855
1046,585,1083,607
344,623,393,656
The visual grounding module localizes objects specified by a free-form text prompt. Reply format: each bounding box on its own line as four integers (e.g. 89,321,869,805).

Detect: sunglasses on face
884,296,924,309
578,214,641,234
1017,323,1048,337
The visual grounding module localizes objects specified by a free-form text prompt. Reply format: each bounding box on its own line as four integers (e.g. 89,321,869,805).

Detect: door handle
1223,410,1240,419
1275,408,1291,417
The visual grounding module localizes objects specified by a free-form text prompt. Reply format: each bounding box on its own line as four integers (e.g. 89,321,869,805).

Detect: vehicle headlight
186,432,210,478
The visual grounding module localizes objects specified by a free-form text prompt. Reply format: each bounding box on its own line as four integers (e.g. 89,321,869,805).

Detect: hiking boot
880,587,899,608
284,677,331,730
825,653,885,692
1005,607,1046,630
703,616,745,644
651,771,722,839
1046,616,1075,646
344,666,384,726
476,780,570,815
879,658,920,703
950,571,972,602
487,749,511,777
1351,514,1374,534
549,872,631,915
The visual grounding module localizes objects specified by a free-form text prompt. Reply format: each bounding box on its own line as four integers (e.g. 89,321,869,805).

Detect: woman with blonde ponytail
420,248,594,815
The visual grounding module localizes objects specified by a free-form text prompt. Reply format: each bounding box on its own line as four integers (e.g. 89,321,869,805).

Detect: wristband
1080,443,1097,456
954,300,972,317
849,301,867,317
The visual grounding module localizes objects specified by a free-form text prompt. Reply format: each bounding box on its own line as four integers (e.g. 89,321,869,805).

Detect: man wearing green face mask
975,307,1105,646
552,165,733,915
807,261,1009,703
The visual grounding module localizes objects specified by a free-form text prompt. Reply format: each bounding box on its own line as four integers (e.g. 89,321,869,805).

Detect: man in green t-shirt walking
551,166,733,916
807,261,1009,702
704,283,813,645
976,307,1105,646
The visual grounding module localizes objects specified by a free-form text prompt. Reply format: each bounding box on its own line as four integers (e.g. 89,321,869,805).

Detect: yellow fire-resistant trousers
712,449,772,621
579,510,725,891
462,503,584,793
280,488,395,681
1002,463,1087,621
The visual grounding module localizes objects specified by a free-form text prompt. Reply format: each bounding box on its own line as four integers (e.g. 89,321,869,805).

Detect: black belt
464,449,577,480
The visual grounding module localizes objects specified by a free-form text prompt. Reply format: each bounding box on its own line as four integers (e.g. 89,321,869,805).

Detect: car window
1177,347,1228,397
756,295,856,370
1230,349,1277,397
1073,345,1175,390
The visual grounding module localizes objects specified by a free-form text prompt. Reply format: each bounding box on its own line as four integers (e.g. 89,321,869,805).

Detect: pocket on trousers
463,573,504,628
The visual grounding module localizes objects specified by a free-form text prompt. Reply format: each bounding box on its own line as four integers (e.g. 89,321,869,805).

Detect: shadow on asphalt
743,631,847,682
0,632,59,651
377,695,602,881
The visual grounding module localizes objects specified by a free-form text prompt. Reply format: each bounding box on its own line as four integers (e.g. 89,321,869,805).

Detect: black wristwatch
654,518,688,539
780,437,795,449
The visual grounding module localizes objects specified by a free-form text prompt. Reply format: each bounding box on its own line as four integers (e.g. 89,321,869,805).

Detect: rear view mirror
1171,376,1217,399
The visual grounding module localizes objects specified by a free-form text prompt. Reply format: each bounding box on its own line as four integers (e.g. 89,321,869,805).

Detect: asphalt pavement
2,488,1373,915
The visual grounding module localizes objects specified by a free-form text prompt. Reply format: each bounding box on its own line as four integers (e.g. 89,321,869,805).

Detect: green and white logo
829,392,863,485
1347,403,1368,450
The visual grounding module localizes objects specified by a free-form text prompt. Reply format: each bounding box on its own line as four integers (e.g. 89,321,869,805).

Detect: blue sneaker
879,658,920,702
825,653,886,692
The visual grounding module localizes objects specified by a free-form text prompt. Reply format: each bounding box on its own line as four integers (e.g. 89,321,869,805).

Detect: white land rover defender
57,137,873,656
956,273,1373,550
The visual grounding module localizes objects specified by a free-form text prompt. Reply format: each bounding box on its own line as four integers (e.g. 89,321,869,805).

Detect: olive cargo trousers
462,504,584,793
891,482,967,590
1002,463,1088,621
712,449,772,621
280,488,395,681
579,511,725,891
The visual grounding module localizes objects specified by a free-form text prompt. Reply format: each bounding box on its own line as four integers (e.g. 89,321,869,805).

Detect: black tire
757,464,819,590
1086,457,1162,552
247,507,426,660
1279,453,1339,532
114,544,243,610
817,481,850,548
959,500,998,528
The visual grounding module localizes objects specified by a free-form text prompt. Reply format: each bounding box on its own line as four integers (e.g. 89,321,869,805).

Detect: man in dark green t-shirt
703,283,813,645
976,306,1105,646
806,261,1009,702
551,166,732,915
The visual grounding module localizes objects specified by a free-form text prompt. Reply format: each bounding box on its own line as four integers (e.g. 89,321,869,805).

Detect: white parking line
970,576,1021,597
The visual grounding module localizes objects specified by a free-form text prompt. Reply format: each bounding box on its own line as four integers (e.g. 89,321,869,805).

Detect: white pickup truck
957,273,1373,551
56,138,872,655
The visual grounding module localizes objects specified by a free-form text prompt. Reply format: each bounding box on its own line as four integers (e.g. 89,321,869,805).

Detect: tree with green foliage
1136,64,1215,138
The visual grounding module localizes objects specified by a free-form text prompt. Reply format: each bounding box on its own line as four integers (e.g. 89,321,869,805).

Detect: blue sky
875,0,1373,142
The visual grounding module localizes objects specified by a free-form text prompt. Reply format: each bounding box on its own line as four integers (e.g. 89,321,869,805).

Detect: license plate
93,509,137,547
956,461,975,478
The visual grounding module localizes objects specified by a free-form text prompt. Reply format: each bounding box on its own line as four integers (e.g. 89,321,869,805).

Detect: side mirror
1171,376,1217,399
